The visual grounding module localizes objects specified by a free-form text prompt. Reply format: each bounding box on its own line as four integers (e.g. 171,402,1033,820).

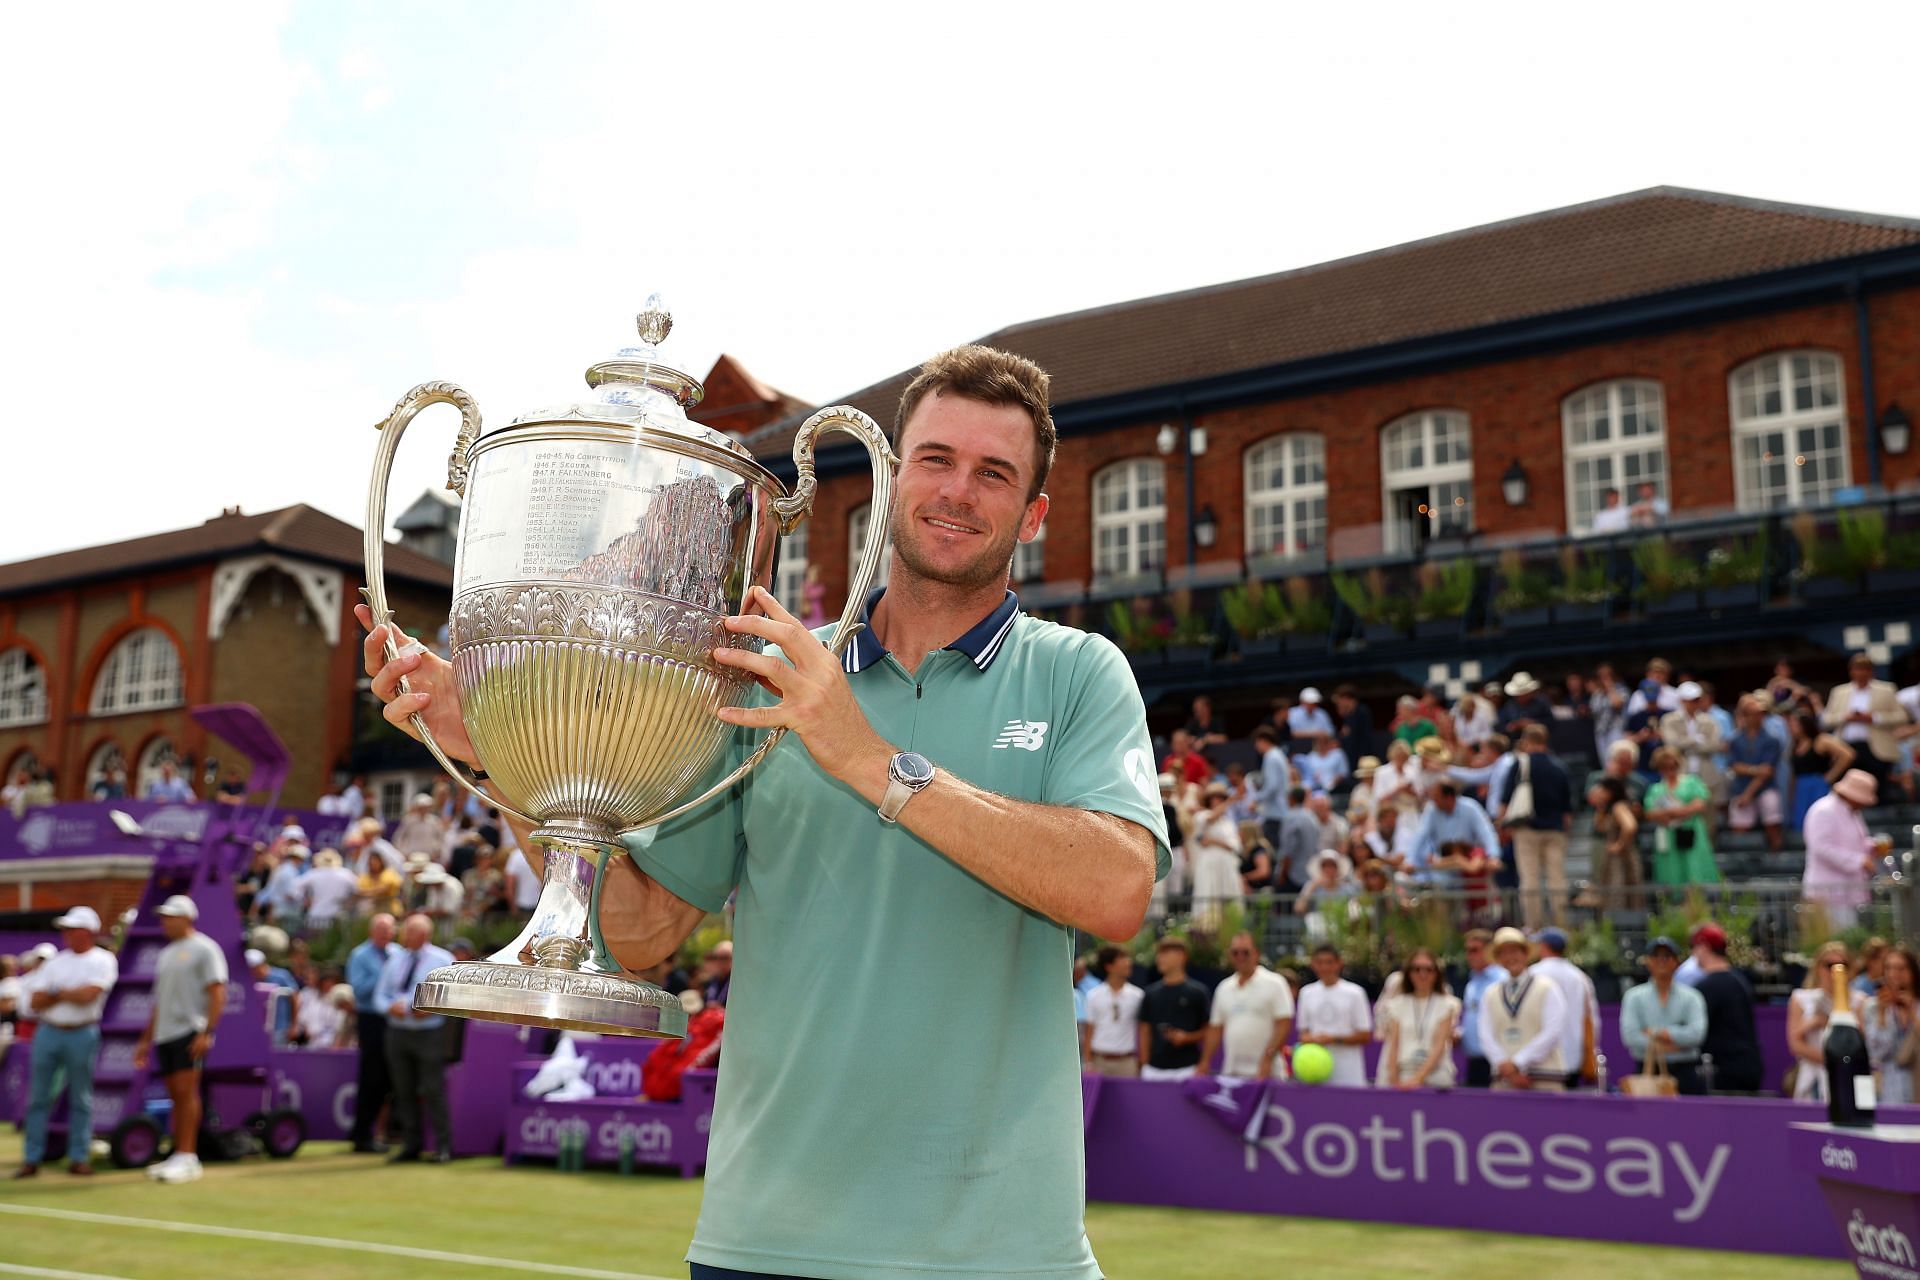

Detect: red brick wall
802,286,1920,604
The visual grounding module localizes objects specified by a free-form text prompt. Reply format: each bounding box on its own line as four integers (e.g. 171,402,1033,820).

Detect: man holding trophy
361,343,1169,1280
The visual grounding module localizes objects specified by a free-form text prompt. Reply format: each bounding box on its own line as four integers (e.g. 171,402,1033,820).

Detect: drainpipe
1178,393,1199,571
1854,277,1883,489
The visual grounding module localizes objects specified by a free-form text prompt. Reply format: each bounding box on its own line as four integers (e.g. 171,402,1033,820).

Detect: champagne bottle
1825,963,1876,1129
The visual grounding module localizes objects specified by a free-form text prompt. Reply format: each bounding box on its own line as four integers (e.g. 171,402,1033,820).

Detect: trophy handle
362,381,534,825
644,405,898,829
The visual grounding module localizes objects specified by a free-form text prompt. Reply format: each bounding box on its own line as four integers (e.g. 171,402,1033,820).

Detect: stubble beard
890,505,1021,591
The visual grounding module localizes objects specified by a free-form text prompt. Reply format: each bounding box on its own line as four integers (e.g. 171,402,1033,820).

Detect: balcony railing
1024,489,1920,669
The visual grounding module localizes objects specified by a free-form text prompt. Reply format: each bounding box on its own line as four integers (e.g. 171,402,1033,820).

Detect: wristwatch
878,751,936,823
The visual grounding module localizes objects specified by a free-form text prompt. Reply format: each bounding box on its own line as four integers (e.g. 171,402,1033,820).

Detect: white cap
28,943,56,961
244,948,267,967
155,894,199,920
284,844,310,860
280,824,308,842
1677,681,1704,700
1299,687,1323,703
53,906,102,932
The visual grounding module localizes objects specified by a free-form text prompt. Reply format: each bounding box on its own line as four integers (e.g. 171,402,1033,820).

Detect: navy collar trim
842,588,1021,674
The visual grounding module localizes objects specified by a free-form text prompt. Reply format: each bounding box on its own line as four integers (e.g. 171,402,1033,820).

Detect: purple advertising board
1083,1076,1920,1259
1791,1122,1920,1278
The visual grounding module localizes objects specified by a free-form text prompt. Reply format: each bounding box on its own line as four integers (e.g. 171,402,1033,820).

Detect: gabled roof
744,186,1920,461
0,504,454,596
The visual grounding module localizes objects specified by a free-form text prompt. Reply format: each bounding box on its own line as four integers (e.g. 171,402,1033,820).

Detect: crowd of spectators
1154,653,1916,931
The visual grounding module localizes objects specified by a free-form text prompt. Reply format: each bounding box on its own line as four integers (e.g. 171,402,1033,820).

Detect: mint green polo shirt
625,591,1170,1280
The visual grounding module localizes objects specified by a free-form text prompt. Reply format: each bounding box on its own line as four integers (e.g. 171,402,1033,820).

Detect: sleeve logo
992,719,1050,751
1124,746,1158,802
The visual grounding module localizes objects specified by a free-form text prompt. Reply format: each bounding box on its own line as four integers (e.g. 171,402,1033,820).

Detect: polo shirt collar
842,587,1021,674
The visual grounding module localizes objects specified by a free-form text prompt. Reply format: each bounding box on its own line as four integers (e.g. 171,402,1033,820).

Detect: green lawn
0,1134,1848,1280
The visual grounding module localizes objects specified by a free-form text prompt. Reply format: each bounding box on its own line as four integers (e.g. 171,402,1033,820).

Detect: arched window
1381,411,1472,552
773,520,809,616
1730,351,1851,510
136,736,178,799
1244,433,1327,559
0,647,47,728
847,503,892,599
1563,380,1669,533
4,747,40,786
1092,459,1166,577
90,627,184,715
1012,521,1046,583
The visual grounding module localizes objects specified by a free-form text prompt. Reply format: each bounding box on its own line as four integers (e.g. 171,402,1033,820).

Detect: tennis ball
1292,1043,1334,1084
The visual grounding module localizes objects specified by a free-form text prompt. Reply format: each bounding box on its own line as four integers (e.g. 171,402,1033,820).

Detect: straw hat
1306,849,1352,882
415,864,451,886
1414,736,1451,764
1352,755,1382,780
1491,926,1530,954
1833,769,1879,808
313,848,344,870
1504,671,1541,698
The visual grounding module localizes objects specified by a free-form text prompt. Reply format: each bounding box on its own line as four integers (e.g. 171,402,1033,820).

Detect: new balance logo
992,719,1049,751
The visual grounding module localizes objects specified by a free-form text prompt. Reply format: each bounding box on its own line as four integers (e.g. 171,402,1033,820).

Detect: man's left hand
713,587,891,784
188,1033,212,1062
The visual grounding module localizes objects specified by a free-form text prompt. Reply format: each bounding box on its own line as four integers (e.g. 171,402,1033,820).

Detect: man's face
1435,789,1457,815
402,918,431,949
890,391,1047,590
1156,947,1186,979
1107,953,1132,984
1227,938,1258,977
1647,950,1678,981
706,944,733,978
62,927,93,952
1334,694,1354,715
1193,697,1211,720
1311,952,1342,984
1171,730,1192,755
1853,662,1874,687
1465,938,1488,970
1496,944,1529,977
1308,794,1330,820
160,915,191,941
369,916,396,947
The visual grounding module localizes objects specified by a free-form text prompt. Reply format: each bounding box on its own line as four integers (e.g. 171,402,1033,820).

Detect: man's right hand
132,1039,149,1071
357,604,477,766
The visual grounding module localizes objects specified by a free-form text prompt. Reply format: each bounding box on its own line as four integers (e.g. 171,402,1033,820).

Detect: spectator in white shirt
1080,946,1143,1078
294,970,349,1048
503,846,543,913
341,776,368,821
1287,688,1336,744
298,849,360,933
14,908,118,1177
1295,945,1373,1086
1529,927,1599,1088
1196,933,1294,1080
1589,486,1631,534
1381,948,1461,1090
1480,927,1569,1091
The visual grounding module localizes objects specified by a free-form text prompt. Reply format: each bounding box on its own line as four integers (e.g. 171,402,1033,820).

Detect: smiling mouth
922,516,982,535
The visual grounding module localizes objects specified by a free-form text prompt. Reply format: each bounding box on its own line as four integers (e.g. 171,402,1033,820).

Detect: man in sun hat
137,894,227,1184
1802,768,1884,929
1497,672,1553,734
1479,926,1567,1091
13,906,116,1178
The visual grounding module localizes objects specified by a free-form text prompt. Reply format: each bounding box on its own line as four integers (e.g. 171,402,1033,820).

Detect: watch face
893,752,935,786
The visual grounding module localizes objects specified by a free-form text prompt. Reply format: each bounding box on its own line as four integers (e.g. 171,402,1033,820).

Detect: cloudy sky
4,0,1917,562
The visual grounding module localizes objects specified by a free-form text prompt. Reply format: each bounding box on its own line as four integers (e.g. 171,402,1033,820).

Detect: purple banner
0,801,351,861
504,1069,715,1178
1084,1077,1920,1258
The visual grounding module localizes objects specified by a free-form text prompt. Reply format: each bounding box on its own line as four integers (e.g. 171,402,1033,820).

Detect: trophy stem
409,837,687,1038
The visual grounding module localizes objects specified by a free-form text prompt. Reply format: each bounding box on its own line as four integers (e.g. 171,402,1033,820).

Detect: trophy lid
497,295,761,470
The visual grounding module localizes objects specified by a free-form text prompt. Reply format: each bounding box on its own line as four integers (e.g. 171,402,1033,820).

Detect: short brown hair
895,345,1056,500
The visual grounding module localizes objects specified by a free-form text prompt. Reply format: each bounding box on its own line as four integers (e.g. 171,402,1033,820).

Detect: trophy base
413,960,688,1038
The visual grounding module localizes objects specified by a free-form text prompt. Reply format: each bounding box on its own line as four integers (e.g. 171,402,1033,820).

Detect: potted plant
1699,531,1767,609
1220,579,1288,658
1281,578,1334,653
1106,599,1166,668
1552,546,1614,624
1163,589,1217,665
1411,559,1476,639
1793,508,1882,600
1867,528,1920,596
1569,916,1623,1004
1494,548,1554,630
1332,567,1410,644
1631,538,1700,615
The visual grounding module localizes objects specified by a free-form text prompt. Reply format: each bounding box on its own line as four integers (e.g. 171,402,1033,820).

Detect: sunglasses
1409,965,1438,974
1228,947,1254,956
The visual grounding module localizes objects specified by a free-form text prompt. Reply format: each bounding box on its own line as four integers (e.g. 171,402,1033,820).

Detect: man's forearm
204,983,226,1031
856,750,1155,941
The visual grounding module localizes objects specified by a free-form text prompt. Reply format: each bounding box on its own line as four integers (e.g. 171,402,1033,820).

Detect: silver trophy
363,296,894,1036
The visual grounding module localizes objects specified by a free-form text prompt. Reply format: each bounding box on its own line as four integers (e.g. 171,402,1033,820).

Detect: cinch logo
1199,1079,1247,1113
992,720,1049,751
584,1060,643,1097
1849,1210,1919,1273
1823,1142,1860,1172
518,1110,590,1150
596,1115,672,1155
333,1083,358,1132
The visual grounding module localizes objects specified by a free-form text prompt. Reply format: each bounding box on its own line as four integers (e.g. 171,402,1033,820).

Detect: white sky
4,0,1918,562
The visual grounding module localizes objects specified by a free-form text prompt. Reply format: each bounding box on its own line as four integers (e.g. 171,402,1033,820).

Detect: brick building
0,505,452,810
742,187,1920,618
741,188,1920,721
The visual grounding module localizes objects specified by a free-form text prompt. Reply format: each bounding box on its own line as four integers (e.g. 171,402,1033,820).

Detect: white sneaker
153,1154,202,1184
145,1153,184,1180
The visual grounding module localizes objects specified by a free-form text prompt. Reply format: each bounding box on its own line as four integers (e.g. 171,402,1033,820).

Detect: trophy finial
636,294,673,347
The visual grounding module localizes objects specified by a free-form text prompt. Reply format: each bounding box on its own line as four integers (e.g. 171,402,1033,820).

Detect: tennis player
363,345,1168,1279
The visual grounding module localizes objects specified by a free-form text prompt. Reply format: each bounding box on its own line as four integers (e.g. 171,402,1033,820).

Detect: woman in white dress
1788,940,1852,1101
1188,782,1244,929
1381,948,1461,1089
1371,740,1423,859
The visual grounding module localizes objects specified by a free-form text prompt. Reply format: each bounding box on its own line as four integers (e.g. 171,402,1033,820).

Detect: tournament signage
1088,1076,1884,1258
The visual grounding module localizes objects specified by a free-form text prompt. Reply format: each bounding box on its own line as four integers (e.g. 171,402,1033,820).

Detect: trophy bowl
363,297,895,1035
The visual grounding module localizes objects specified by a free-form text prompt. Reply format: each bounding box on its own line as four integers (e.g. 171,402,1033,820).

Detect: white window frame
1243,433,1328,560
0,646,48,728
1381,410,1473,552
847,503,892,599
89,627,185,715
1011,520,1045,583
774,520,809,616
1092,459,1167,578
5,747,41,784
1562,380,1670,534
1729,351,1851,510
83,741,122,792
